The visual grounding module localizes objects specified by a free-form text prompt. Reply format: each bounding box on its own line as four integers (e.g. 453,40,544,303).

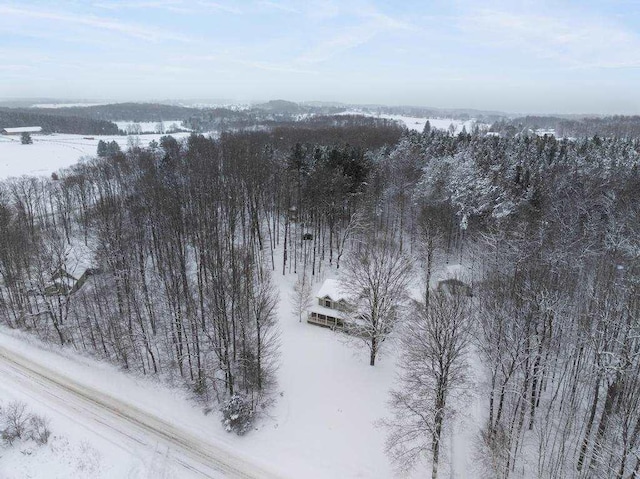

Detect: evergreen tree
20,132,33,145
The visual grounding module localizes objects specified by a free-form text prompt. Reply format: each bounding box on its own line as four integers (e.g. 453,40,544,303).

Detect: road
0,344,282,479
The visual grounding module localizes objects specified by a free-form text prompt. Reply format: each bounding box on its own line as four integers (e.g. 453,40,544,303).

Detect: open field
0,132,191,179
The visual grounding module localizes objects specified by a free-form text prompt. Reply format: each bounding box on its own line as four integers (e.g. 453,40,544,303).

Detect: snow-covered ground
379,114,478,133
0,270,401,478
0,254,483,478
0,329,279,478
340,111,481,133
0,132,191,179
30,103,107,109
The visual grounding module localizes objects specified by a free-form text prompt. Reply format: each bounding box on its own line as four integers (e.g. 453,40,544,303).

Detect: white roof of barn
2,126,42,133
317,279,348,302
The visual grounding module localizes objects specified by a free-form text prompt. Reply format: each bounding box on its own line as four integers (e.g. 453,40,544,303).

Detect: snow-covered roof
316,279,348,302
308,303,344,317
2,126,42,134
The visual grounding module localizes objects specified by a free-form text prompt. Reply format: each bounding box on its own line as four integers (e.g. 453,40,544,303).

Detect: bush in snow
0,401,52,446
29,414,51,445
221,394,254,435
2,401,29,445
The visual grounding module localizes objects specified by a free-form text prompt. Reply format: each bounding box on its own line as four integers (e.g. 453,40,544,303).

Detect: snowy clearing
30,103,108,109
339,110,482,133
379,114,478,133
0,133,191,179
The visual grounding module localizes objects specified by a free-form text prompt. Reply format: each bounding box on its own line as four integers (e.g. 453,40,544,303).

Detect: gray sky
2,0,640,114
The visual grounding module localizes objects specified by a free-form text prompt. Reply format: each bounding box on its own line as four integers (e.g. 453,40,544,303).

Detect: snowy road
0,344,281,479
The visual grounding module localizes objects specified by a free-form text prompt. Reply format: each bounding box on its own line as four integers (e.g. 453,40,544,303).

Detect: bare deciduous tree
291,273,313,322
341,237,413,366
385,291,472,479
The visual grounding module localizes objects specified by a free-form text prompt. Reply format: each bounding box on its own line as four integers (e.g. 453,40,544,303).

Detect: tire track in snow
0,345,281,479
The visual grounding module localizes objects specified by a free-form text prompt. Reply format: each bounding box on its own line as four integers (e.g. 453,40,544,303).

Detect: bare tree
340,237,413,366
291,272,313,322
385,291,472,479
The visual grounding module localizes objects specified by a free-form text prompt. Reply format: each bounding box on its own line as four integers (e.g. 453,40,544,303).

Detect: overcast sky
2,0,640,114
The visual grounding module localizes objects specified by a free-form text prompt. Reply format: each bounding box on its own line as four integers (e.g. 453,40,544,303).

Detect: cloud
93,0,191,13
0,4,192,42
93,0,241,14
176,53,317,74
461,9,640,69
195,1,243,14
257,1,299,14
296,5,413,64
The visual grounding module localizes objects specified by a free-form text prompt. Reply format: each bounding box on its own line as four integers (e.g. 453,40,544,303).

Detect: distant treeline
269,115,404,149
24,102,350,133
491,115,640,138
0,109,119,135
28,102,200,122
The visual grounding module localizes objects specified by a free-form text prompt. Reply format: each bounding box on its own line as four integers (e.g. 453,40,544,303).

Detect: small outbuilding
2,126,42,135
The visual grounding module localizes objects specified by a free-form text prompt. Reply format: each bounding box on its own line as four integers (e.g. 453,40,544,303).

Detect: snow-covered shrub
29,414,51,445
221,394,254,435
2,401,29,445
0,402,52,447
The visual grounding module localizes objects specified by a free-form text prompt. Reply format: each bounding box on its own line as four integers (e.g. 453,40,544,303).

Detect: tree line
0,109,119,135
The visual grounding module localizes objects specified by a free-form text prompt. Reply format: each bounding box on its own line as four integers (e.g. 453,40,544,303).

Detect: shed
2,126,42,135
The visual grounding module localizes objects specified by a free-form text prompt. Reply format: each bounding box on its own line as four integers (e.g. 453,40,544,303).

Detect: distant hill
253,100,305,114
27,103,200,122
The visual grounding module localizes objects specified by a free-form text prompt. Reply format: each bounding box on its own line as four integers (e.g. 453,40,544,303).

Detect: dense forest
0,117,639,477
0,109,119,135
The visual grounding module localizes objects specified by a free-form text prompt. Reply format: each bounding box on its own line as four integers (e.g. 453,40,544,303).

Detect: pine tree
20,132,33,145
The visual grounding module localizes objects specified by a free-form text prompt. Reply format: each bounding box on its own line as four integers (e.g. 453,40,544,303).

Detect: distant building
437,278,472,297
43,267,101,297
307,279,349,330
1,126,43,135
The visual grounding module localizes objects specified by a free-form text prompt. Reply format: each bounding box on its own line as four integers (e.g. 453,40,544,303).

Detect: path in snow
0,344,282,479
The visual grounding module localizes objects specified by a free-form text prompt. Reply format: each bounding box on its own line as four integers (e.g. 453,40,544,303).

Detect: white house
1,126,42,135
307,279,349,329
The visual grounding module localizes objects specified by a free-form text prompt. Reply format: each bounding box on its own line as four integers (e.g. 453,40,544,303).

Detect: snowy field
30,103,107,109
340,111,481,133
0,132,191,179
379,114,478,133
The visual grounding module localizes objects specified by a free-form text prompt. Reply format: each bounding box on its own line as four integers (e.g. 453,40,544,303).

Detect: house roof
308,303,344,317
2,126,42,133
316,279,348,302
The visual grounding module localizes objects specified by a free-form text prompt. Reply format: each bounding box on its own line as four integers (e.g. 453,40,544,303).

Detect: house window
318,314,326,320
324,299,332,308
